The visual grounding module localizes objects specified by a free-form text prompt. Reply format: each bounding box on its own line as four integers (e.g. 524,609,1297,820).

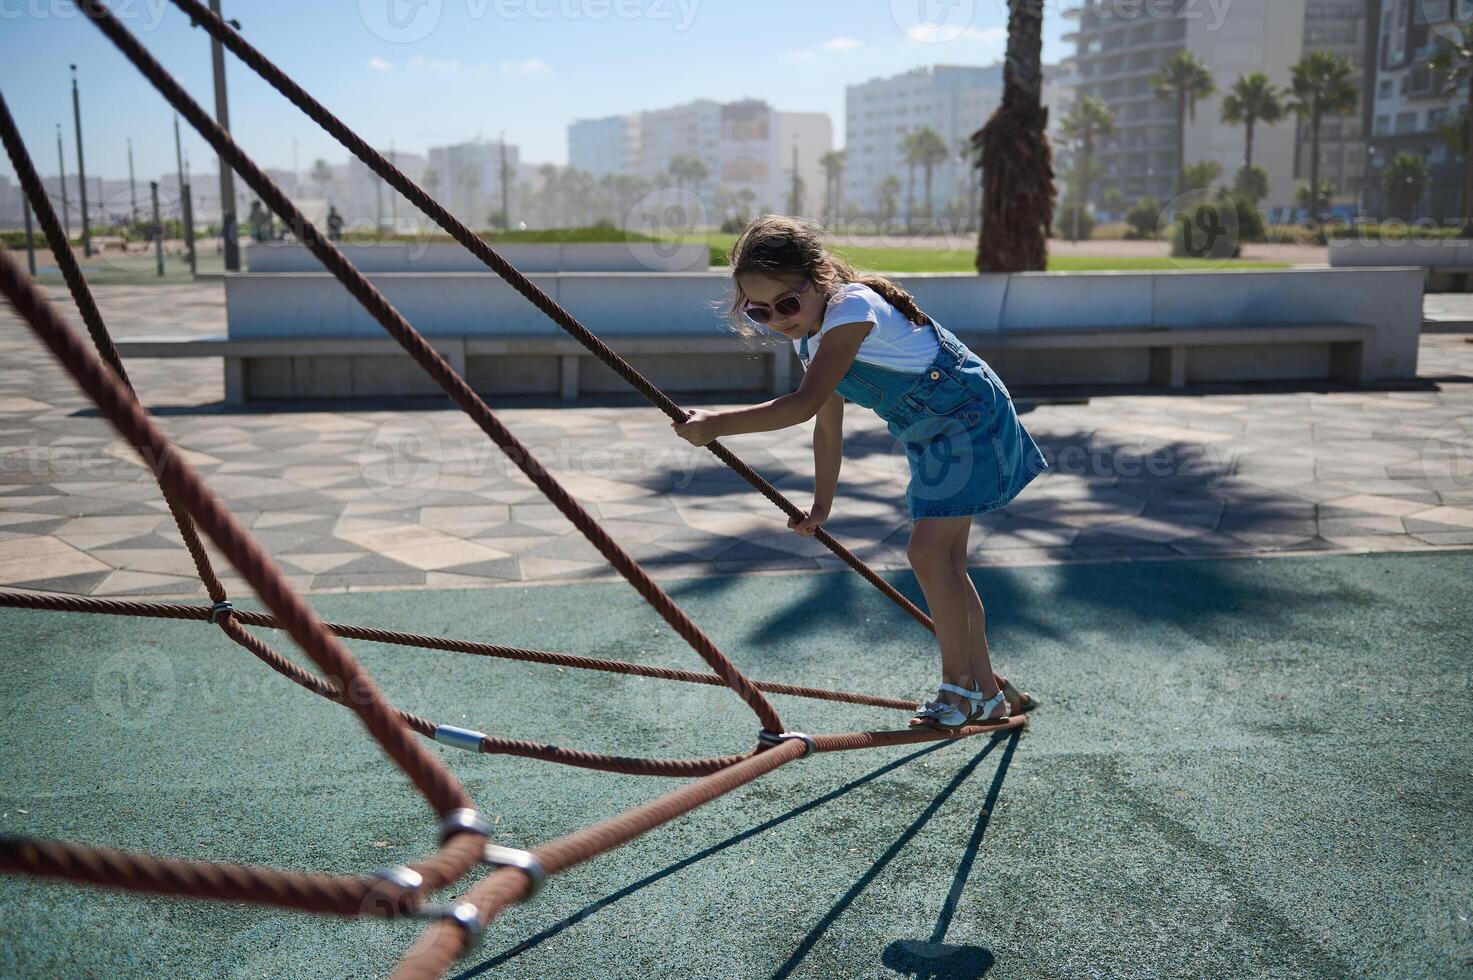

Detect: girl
672,215,1048,730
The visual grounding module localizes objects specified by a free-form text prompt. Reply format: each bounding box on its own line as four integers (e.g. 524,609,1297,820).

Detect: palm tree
910,126,950,224
877,174,901,226
974,0,1055,272
1059,95,1116,241
1221,72,1286,181
900,130,922,226
1287,51,1359,222
819,150,846,220
1430,22,1473,235
1380,152,1431,218
956,135,981,231
309,158,332,200
1152,51,1216,198
457,166,482,227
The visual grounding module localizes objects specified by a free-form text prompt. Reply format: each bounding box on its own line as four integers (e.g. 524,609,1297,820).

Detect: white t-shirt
795,282,939,375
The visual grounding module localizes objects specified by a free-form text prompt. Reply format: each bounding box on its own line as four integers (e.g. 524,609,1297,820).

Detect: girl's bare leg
907,515,1000,723
949,523,998,688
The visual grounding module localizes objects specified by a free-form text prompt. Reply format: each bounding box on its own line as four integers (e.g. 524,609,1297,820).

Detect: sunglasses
741,278,813,325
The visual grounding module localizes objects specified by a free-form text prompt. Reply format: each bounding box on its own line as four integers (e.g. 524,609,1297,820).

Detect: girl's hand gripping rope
672,408,722,447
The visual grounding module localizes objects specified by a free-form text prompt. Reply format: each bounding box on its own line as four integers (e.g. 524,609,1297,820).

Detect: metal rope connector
481,843,545,899
757,730,815,757
432,724,487,753
207,599,233,623
412,901,483,947
371,865,424,891
438,808,491,844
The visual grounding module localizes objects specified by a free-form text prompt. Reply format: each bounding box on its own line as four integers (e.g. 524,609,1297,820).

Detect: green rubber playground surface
2,550,1470,978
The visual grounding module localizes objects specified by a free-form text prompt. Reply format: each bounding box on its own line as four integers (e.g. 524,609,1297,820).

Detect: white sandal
911,682,1008,731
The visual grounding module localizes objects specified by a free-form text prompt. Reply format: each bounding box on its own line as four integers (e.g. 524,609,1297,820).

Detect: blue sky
1,0,1077,184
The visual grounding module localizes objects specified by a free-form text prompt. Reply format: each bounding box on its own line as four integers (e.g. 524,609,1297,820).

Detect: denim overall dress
799,318,1048,520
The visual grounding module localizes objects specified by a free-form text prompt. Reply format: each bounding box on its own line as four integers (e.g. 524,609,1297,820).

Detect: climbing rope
0,5,1031,976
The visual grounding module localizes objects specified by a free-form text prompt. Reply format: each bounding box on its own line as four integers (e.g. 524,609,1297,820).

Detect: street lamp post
127,136,137,225
209,0,240,271
70,65,92,256
55,124,69,244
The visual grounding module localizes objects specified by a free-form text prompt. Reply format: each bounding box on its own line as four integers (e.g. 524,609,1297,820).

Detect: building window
1394,111,1417,134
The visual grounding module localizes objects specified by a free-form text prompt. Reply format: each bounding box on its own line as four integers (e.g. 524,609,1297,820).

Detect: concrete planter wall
1329,238,1473,291
244,241,711,274
110,265,1423,401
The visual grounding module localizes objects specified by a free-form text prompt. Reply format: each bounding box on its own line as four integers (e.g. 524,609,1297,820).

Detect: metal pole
209,0,239,271
70,65,92,257
55,124,70,243
22,195,37,275
183,182,197,275
173,114,185,197
375,165,383,232
127,137,137,223
150,180,164,276
499,132,509,231
389,140,397,229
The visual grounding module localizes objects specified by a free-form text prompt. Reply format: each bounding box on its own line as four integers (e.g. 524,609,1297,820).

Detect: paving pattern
1,282,1471,598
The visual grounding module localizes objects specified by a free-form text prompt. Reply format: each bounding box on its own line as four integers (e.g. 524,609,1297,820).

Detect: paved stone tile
1,282,1471,600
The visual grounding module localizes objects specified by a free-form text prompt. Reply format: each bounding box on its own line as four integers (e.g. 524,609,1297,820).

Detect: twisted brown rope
78,0,782,737
167,0,944,641
0,91,229,605
0,244,486,912
0,590,916,711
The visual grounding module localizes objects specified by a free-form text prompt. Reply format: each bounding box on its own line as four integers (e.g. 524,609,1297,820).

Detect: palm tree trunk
975,0,1054,272
1245,116,1255,171
1310,108,1322,222
1176,92,1187,197
1463,85,1473,237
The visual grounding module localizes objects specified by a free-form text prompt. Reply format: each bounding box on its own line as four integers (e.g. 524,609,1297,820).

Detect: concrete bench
114,320,1377,403
968,322,1376,387
114,333,794,404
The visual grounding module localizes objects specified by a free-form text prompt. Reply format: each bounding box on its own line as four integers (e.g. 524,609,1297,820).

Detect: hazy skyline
0,0,1076,186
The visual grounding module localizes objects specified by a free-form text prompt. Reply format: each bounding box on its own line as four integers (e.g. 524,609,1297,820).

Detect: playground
2,2,1472,978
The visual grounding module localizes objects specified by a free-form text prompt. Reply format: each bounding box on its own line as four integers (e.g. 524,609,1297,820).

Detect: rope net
0,3,1029,976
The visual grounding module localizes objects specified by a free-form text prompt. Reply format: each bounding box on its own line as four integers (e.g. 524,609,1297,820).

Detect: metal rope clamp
412,901,483,947
207,599,234,624
757,730,815,757
482,843,546,900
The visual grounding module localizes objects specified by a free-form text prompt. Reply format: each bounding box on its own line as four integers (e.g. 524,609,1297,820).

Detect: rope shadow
452,739,958,977
880,729,1022,980
770,730,1019,980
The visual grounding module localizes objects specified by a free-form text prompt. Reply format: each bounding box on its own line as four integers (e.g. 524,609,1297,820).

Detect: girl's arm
672,322,869,445
812,390,844,509
791,391,844,537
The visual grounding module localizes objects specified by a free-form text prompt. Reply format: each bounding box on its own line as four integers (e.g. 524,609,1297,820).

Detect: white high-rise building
568,98,834,221
843,64,1005,221
1063,0,1376,217
425,138,520,229
567,114,641,181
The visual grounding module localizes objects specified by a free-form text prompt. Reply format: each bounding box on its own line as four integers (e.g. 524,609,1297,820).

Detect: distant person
327,205,343,242
671,215,1045,730
247,200,270,243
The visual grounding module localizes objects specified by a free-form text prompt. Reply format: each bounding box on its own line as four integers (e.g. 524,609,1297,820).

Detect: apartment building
1063,0,1378,216
1365,0,1472,220
569,99,833,219
843,64,1002,219
424,138,519,229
